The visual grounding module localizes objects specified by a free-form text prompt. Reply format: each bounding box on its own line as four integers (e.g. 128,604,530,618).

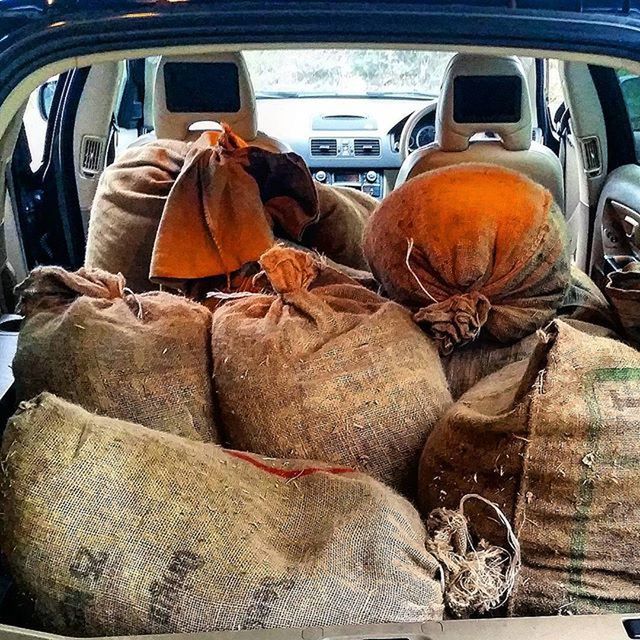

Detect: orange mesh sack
1,393,444,635
211,246,452,494
364,164,571,354
12,266,218,442
149,128,319,289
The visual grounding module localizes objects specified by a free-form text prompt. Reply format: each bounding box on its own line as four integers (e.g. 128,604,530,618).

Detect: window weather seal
3,3,640,113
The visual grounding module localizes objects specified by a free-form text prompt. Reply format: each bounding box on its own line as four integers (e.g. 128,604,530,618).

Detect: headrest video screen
164,62,241,113
453,75,522,124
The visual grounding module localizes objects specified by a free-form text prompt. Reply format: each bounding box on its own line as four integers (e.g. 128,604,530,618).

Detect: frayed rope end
427,493,521,618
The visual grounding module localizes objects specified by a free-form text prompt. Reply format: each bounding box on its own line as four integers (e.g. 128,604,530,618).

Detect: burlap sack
1,393,444,636
149,129,319,291
12,267,218,442
443,318,618,400
443,268,616,399
363,164,571,354
87,135,375,294
561,265,615,327
211,245,452,494
305,183,377,270
85,139,188,292
419,320,640,615
606,262,640,345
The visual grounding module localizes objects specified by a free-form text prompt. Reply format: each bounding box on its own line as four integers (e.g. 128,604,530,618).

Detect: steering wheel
399,102,438,161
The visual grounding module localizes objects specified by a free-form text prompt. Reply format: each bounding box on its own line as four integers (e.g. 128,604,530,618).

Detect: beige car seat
133,51,290,152
396,54,564,207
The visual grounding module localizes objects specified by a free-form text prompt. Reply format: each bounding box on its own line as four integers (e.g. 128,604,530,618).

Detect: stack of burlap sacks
1,148,638,637
2,135,455,636
84,132,375,295
363,164,640,617
3,254,458,637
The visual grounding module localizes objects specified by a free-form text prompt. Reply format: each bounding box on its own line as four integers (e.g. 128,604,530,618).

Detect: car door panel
591,163,640,282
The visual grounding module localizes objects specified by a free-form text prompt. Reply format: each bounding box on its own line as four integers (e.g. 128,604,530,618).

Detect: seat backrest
397,54,564,208
150,51,289,152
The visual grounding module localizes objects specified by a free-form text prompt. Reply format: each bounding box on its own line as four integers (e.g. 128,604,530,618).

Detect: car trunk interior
0,6,640,638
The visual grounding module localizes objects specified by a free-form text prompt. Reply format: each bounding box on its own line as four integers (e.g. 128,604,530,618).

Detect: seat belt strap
558,107,571,213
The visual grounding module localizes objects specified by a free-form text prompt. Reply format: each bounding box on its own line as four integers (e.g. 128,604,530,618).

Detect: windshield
243,48,455,98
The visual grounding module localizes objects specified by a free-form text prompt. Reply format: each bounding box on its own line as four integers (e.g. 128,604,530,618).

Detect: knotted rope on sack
427,494,521,618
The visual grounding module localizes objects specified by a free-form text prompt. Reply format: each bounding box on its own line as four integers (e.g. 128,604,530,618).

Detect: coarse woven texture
211,245,452,495
305,183,377,271
606,262,640,346
13,266,218,442
148,132,276,286
419,320,640,615
444,269,616,399
85,138,188,292
363,163,571,353
150,127,319,289
443,318,618,400
86,135,374,295
197,250,379,314
0,393,444,636
561,265,616,328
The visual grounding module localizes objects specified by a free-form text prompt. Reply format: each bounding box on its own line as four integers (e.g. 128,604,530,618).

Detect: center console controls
313,170,383,199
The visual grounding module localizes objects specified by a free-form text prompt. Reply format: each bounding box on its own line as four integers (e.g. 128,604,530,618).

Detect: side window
617,68,640,132
113,57,157,159
23,76,58,172
546,59,565,118
545,59,567,143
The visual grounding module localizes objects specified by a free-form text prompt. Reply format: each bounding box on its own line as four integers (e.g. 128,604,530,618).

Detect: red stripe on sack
227,450,355,479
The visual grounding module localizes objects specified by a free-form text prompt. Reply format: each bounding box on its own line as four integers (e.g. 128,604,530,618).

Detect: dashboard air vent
354,138,381,157
580,136,603,177
310,138,337,156
80,135,107,177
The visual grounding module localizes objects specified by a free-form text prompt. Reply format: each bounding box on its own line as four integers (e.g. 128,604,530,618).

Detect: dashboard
255,96,437,198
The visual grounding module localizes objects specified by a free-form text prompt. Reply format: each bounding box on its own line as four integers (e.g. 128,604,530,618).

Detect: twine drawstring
405,238,438,304
123,287,143,320
459,494,521,610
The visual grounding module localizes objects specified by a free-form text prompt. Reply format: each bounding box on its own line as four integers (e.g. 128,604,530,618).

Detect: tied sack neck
254,246,368,337
15,267,146,320
255,246,319,295
414,292,491,355
16,267,126,317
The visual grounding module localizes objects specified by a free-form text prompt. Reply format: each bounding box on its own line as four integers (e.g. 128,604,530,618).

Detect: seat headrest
435,54,532,152
153,52,258,141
